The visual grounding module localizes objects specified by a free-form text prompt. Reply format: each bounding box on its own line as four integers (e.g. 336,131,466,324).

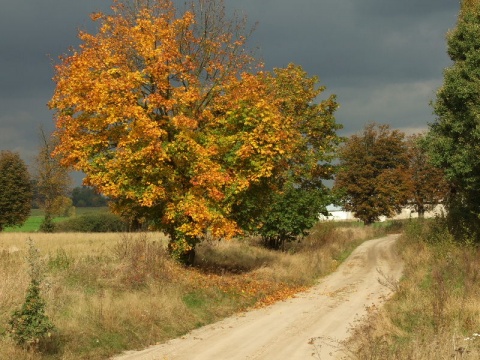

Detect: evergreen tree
0,151,32,231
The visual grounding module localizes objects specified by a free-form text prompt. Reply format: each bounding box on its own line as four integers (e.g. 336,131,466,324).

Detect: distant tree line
70,186,108,207
334,124,447,225
31,184,107,208
0,151,32,232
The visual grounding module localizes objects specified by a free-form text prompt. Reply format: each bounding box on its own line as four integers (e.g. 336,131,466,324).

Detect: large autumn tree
49,0,341,263
334,123,410,225
427,0,480,240
0,151,32,231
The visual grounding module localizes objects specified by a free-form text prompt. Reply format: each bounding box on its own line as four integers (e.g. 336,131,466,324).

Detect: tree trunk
167,233,197,266
418,204,425,219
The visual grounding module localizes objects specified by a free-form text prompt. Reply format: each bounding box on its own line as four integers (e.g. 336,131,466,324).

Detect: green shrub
8,239,56,350
39,214,56,233
9,280,56,349
55,213,127,232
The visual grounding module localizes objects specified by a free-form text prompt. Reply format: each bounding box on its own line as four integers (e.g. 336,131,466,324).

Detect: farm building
320,204,445,222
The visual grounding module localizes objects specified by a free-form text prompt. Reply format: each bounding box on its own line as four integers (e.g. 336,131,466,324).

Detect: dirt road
114,234,403,360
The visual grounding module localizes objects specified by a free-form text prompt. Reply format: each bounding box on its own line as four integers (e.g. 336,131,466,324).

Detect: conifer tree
0,151,32,231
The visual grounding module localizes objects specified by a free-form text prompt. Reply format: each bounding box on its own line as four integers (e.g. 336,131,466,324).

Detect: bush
39,214,56,233
54,213,127,232
9,239,55,350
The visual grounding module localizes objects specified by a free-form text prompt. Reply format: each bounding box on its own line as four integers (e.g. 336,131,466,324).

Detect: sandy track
113,234,403,360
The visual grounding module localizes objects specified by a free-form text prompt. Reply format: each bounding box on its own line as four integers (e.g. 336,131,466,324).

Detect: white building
320,204,445,222
319,205,356,221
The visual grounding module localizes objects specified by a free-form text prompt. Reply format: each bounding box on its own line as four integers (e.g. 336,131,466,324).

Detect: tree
49,0,341,263
34,128,72,232
426,0,480,240
404,133,448,218
257,185,331,250
230,65,341,249
71,186,108,207
334,123,410,225
0,151,32,231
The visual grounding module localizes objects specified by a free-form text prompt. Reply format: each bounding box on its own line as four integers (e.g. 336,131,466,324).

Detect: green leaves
9,239,56,350
257,185,331,250
0,151,32,232
427,0,480,240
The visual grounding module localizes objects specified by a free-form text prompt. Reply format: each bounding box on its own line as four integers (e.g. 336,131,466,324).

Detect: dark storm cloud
231,0,458,84
0,1,111,98
0,0,461,172
0,0,111,164
353,0,457,18
224,0,459,134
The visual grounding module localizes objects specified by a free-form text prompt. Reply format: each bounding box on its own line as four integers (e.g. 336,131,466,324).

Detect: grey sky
0,0,460,180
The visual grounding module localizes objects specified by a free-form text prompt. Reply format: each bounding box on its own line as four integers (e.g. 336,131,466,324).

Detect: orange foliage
49,0,340,257
183,267,307,310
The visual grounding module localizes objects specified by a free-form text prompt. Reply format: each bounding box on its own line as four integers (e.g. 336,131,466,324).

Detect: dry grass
342,219,480,359
0,222,390,360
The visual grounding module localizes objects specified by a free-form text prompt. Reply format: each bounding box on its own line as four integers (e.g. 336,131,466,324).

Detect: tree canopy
404,134,448,218
334,123,410,225
0,151,32,231
71,186,108,207
49,0,341,262
426,0,480,239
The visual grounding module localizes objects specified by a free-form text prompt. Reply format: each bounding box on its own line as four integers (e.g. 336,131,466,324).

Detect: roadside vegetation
343,218,480,359
0,221,398,360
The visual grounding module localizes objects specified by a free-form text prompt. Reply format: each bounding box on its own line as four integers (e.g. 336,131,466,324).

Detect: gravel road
113,234,403,360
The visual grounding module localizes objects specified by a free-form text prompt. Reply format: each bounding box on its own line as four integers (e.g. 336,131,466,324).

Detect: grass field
0,221,395,360
4,207,110,233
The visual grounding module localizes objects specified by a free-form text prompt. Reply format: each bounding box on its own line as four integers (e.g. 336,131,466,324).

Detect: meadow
0,216,398,360
3,208,111,233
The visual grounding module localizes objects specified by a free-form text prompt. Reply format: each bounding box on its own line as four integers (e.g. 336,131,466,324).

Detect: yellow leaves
139,183,167,207
50,0,340,253
183,267,307,311
90,12,103,22
164,192,241,240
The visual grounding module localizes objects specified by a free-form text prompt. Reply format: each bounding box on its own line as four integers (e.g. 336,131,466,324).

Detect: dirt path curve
114,234,403,360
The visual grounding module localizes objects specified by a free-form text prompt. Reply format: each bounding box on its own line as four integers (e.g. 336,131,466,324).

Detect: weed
377,267,401,293
8,239,56,352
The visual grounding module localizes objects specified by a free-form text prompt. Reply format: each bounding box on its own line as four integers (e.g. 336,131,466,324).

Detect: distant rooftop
326,204,344,212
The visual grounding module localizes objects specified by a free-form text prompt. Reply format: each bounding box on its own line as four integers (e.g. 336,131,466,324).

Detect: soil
113,234,403,360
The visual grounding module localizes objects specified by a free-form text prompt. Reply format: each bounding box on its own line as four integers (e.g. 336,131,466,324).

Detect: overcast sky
0,0,460,182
